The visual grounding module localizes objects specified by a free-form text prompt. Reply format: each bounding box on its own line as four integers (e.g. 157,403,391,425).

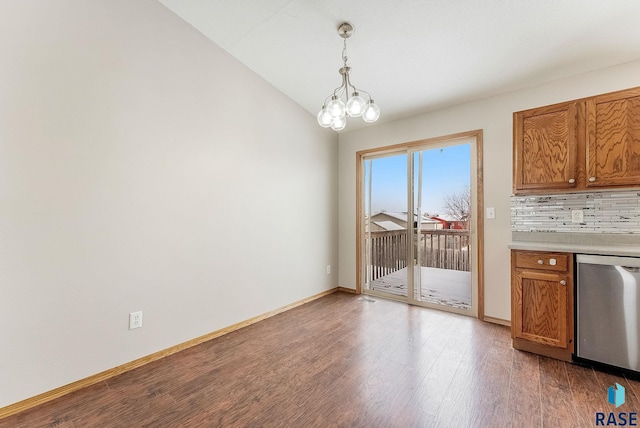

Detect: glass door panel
363,153,409,299
410,144,472,311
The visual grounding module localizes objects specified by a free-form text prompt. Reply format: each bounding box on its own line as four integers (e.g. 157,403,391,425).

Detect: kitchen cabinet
511,250,574,362
586,87,640,187
513,101,579,192
513,86,640,194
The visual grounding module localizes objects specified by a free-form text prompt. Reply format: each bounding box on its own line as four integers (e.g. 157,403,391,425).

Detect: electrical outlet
129,311,143,330
326,265,331,274
571,209,584,224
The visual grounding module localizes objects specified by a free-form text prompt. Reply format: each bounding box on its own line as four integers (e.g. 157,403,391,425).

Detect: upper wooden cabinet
513,86,640,194
586,87,640,187
513,102,579,192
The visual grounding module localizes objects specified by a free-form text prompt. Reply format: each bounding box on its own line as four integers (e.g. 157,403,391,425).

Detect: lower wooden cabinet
511,250,574,361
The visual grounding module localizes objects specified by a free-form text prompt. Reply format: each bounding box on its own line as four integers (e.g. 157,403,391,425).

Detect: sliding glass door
360,134,479,316
409,144,472,311
363,152,409,299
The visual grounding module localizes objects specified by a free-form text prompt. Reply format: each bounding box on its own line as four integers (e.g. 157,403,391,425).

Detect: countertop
509,232,640,257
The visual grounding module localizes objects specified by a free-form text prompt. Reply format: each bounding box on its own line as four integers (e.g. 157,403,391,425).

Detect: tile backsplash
511,190,640,233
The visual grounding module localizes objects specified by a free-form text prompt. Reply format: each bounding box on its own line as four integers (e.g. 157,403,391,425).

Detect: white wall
338,59,640,321
0,0,338,407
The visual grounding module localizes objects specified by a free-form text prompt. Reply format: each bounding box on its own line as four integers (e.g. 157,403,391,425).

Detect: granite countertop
509,232,640,257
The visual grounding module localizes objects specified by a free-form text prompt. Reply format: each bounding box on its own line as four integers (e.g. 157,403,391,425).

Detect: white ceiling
157,0,640,130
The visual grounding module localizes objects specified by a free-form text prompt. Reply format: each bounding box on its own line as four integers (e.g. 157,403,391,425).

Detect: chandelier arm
333,73,348,98
356,89,373,101
326,81,346,103
334,87,347,100
345,73,358,95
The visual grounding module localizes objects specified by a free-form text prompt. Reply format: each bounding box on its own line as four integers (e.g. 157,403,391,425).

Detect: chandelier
317,22,380,131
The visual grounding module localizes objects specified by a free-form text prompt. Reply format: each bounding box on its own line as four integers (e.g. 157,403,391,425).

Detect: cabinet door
513,102,578,193
586,87,640,187
512,269,569,348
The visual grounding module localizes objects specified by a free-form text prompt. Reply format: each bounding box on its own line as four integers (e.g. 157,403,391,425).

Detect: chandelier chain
342,39,348,67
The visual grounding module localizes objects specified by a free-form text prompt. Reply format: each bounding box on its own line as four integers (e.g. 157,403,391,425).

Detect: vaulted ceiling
157,0,640,129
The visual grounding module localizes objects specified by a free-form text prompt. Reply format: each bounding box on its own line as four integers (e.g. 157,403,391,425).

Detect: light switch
486,207,495,219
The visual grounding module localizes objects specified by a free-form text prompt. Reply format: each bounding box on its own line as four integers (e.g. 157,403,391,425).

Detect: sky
364,143,471,216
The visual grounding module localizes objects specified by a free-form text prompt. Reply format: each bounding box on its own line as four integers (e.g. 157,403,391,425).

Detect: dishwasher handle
577,254,640,268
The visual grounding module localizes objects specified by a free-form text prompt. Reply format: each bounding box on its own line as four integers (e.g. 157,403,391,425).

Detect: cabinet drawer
514,251,570,271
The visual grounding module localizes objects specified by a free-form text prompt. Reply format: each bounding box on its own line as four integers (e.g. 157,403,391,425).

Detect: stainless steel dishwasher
576,254,640,372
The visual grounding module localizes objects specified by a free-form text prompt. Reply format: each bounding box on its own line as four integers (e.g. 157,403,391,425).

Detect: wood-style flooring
1,292,639,427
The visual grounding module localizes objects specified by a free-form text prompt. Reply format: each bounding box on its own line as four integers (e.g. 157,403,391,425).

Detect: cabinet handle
538,259,544,264
568,178,575,184
560,280,566,285
589,177,596,182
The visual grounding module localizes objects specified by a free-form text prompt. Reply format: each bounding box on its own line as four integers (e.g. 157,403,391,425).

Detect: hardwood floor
1,292,638,427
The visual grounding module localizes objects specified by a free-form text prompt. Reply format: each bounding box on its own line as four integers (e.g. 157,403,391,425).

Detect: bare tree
443,185,470,222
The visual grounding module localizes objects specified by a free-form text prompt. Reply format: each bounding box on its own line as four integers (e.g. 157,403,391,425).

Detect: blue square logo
608,383,625,408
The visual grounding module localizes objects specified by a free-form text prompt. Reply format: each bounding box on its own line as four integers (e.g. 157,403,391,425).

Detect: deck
368,266,471,310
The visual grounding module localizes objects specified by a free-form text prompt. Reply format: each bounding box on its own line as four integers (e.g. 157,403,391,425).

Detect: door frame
356,130,485,320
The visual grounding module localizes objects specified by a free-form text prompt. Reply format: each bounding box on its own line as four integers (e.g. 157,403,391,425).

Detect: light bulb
317,106,333,127
326,96,346,118
331,115,346,131
346,92,366,117
362,100,380,123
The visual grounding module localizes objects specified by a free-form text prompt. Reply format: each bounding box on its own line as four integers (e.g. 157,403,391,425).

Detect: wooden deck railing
367,229,470,281
368,230,409,281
